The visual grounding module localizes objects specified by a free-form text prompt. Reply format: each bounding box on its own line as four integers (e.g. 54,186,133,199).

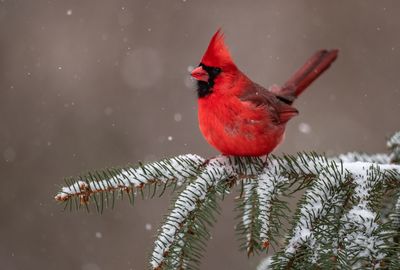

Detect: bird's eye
213,67,222,75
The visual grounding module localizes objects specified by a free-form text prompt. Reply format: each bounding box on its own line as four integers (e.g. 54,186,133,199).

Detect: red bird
191,30,338,156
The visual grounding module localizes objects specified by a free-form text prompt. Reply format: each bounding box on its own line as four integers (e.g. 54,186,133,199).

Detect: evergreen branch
392,195,400,229
53,130,400,270
337,152,390,164
388,131,400,164
383,179,400,268
387,193,400,269
236,179,261,256
54,154,204,212
163,181,225,270
150,155,267,269
276,169,349,268
256,168,289,250
258,257,273,270
236,166,292,257
150,157,234,269
338,166,387,268
268,155,400,269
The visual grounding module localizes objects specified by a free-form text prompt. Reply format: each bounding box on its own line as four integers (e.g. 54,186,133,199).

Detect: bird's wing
239,83,298,124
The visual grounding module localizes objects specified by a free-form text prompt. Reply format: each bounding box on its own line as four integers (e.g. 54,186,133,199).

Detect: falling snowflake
145,223,152,231
298,122,311,134
174,113,182,122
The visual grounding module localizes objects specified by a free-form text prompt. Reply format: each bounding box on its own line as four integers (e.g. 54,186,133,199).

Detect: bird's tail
279,49,338,102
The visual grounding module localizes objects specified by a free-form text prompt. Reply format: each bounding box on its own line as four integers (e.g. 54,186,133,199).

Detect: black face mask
196,63,222,98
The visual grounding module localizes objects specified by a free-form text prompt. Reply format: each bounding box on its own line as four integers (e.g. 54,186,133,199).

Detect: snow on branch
337,164,392,268
238,179,261,256
150,155,266,269
257,170,288,244
333,131,400,165
269,155,400,268
388,131,400,163
150,157,231,269
337,152,390,164
275,157,349,265
54,154,204,212
54,130,400,269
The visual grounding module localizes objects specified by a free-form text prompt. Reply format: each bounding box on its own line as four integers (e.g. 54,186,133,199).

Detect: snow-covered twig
240,179,260,256
271,156,400,268
53,130,400,270
338,166,386,267
388,131,400,163
337,152,390,164
54,154,204,211
150,157,234,269
256,168,288,248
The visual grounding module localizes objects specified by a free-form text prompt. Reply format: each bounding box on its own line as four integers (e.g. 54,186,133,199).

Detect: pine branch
338,166,387,268
150,157,230,269
337,152,390,164
256,168,292,250
150,156,266,269
271,157,351,268
388,131,400,164
162,181,226,270
236,179,262,256
269,157,400,269
53,131,400,270
54,154,205,212
387,192,400,269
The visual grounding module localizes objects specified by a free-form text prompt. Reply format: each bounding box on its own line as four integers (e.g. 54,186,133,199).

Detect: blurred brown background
1,1,399,269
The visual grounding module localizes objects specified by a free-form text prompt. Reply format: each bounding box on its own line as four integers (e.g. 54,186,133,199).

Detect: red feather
201,29,234,67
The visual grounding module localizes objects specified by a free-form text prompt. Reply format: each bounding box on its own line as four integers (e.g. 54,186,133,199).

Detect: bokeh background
1,1,400,269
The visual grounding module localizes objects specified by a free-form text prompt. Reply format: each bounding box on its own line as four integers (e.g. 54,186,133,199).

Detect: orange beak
191,66,209,82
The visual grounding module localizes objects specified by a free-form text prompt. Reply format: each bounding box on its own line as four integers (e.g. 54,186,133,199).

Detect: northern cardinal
191,30,338,156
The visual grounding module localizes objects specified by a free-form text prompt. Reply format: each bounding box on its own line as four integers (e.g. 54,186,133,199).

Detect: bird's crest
201,29,235,68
